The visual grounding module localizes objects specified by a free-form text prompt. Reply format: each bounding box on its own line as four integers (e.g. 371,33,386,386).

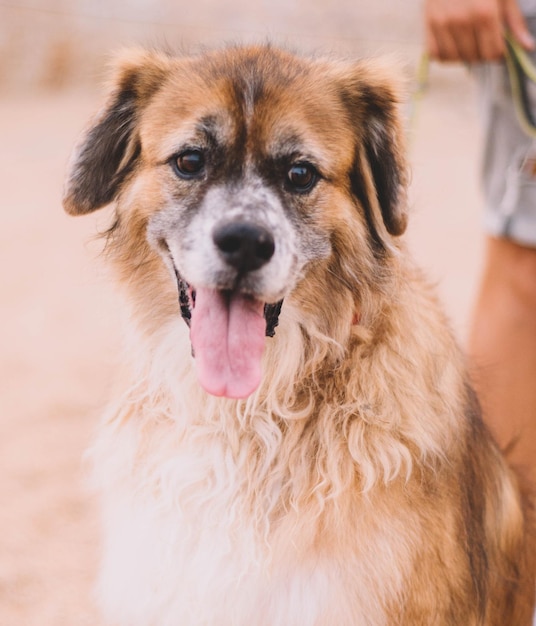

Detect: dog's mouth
176,273,282,399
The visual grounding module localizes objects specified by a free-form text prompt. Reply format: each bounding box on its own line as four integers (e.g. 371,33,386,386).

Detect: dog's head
64,46,408,399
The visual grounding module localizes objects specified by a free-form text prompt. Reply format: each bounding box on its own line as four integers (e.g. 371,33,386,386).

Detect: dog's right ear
63,49,172,215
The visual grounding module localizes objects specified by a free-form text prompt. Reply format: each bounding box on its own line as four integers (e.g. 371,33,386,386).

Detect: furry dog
63,45,535,625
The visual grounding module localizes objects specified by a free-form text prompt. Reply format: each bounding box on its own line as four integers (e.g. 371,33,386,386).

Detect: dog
63,45,535,625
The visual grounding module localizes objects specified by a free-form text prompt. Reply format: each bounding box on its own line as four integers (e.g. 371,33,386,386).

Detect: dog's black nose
213,222,275,272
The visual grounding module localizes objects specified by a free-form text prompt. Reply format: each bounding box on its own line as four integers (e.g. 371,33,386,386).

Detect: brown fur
64,46,535,625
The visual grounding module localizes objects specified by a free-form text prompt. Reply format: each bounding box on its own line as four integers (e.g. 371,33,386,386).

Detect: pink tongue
189,288,266,399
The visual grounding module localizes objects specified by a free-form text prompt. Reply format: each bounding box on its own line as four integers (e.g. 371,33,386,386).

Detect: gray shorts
477,14,536,248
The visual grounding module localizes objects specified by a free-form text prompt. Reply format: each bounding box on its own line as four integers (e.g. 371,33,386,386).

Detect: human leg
469,236,536,483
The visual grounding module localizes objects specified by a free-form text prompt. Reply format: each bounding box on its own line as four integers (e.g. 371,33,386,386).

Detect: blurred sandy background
0,1,484,624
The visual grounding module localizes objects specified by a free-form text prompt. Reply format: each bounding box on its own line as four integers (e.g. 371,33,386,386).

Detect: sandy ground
0,4,485,624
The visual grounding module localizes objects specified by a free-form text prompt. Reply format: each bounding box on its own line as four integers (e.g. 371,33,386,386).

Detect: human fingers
429,24,463,61
448,18,482,62
425,0,492,62
425,0,511,62
424,0,461,61
503,0,536,49
473,3,506,60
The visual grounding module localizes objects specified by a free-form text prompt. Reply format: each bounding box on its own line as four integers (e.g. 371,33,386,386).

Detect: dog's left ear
63,49,172,215
339,61,409,240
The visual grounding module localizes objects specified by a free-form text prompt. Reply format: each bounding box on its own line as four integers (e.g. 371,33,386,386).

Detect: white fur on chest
92,413,401,626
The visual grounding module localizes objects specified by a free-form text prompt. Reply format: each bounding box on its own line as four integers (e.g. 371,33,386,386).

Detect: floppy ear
340,61,409,241
63,49,172,215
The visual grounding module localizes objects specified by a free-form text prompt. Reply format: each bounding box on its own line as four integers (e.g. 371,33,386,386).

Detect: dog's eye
172,150,205,178
287,163,317,192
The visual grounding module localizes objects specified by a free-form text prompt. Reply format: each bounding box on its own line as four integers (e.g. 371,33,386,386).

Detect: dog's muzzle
171,220,284,398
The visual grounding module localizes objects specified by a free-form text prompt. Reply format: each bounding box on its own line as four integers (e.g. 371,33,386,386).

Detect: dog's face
64,46,407,399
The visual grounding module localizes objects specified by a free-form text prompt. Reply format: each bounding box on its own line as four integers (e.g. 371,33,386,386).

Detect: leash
407,51,430,141
504,30,536,139
410,33,536,140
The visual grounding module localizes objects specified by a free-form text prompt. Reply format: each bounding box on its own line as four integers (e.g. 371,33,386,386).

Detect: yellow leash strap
410,35,536,140
504,31,536,138
407,52,430,141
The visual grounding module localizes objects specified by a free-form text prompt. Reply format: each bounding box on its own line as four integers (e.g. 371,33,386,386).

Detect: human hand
424,0,535,62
